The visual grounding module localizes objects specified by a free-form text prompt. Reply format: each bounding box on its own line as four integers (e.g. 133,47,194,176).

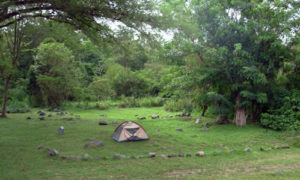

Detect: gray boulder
281,145,290,149
58,126,64,135
84,141,104,148
83,154,89,160
48,114,53,117
61,156,67,160
244,147,250,152
151,115,159,119
26,116,32,120
176,128,183,132
160,154,167,158
186,153,192,157
39,117,46,120
47,149,59,156
196,151,205,157
149,152,156,158
98,121,108,125
37,145,44,150
195,117,200,124
137,117,146,120
168,153,177,158
178,152,184,157
114,154,126,159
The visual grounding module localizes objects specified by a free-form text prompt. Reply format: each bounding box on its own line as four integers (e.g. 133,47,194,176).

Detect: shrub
260,90,300,131
138,97,164,107
119,96,140,108
0,101,31,113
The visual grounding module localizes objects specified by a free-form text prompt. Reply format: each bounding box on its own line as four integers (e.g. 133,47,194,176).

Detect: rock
184,113,191,117
196,151,205,157
38,110,46,116
83,154,89,160
165,115,173,118
57,111,66,116
61,156,67,160
137,117,146,120
149,152,156,158
151,115,159,119
203,122,209,128
260,146,265,151
168,153,177,158
195,118,200,124
201,127,209,131
137,155,144,159
129,155,136,159
186,153,192,157
84,141,104,148
58,126,64,135
47,149,59,156
48,114,53,117
99,114,106,117
39,117,46,120
37,145,44,150
98,121,108,125
244,147,250,152
69,155,76,159
176,128,183,132
160,154,167,158
114,154,126,159
26,116,32,120
281,145,290,149
230,149,237,152
274,145,279,149
178,152,184,157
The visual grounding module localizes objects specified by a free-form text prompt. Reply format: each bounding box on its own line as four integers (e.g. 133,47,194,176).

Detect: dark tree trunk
201,105,208,116
1,75,12,118
251,103,260,121
234,94,247,126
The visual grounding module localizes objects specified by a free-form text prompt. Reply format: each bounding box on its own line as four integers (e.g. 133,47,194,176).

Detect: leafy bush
138,97,164,107
164,99,193,112
260,91,300,131
119,96,140,108
1,101,31,113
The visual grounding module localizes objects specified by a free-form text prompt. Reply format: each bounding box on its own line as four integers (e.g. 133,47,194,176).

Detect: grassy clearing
1,107,300,179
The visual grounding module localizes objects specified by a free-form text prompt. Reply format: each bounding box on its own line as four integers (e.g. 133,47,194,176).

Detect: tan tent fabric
112,121,149,142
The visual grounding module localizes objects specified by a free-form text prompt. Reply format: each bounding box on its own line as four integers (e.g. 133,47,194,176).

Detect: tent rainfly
112,121,149,142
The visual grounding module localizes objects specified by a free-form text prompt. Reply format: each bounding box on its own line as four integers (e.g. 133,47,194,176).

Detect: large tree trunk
201,105,208,116
1,75,12,118
251,102,260,121
234,94,247,126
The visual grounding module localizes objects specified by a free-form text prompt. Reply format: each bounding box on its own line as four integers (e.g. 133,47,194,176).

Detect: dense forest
1,0,300,130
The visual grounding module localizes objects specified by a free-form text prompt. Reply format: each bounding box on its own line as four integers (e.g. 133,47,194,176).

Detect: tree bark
234,94,247,126
201,105,208,116
1,75,12,118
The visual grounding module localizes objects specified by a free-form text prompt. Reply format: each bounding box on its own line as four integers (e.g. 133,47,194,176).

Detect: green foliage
87,79,115,101
33,41,80,106
261,91,300,131
138,97,164,107
164,99,193,112
1,101,30,113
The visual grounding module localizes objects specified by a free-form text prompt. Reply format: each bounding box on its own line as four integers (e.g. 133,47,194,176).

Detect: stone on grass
244,147,250,152
230,149,237,153
149,152,156,158
37,145,44,150
196,151,205,157
137,155,144,159
61,156,67,160
168,153,177,158
84,141,104,148
83,154,89,160
129,155,136,159
48,114,53,117
281,145,290,149
160,154,167,158
274,145,279,149
260,146,265,151
98,121,108,125
26,116,32,120
151,115,159,119
38,111,46,116
39,117,46,120
69,155,76,159
114,154,126,159
165,115,173,118
58,126,64,135
195,118,200,124
47,149,59,156
137,117,146,120
176,128,183,132
178,152,184,157
63,117,73,121
184,113,191,117
186,153,192,157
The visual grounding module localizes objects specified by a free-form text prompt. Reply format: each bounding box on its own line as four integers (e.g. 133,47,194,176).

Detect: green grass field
1,107,300,179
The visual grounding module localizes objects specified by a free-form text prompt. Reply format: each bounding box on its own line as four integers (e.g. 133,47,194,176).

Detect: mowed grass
1,107,300,179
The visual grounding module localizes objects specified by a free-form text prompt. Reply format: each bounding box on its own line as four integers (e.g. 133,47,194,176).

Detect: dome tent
112,121,149,142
